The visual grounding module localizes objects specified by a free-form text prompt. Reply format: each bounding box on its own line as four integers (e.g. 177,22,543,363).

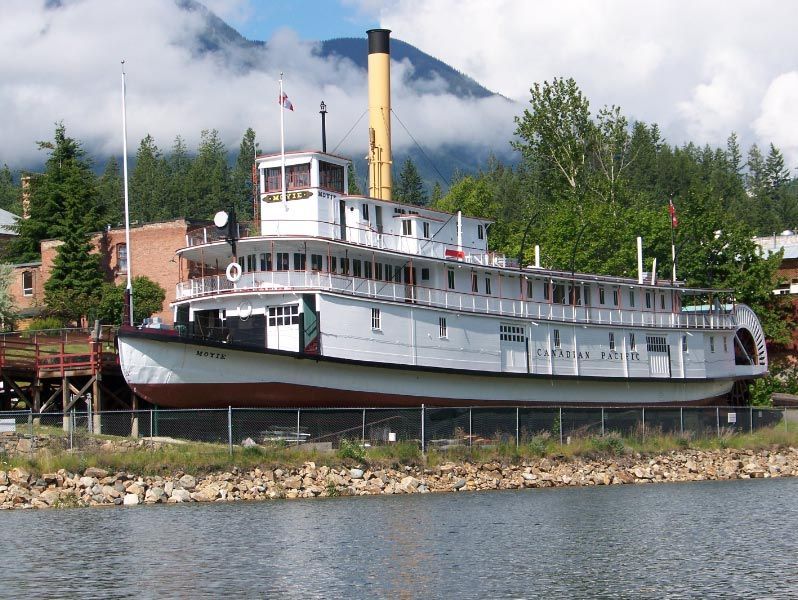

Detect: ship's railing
176,271,737,330
184,219,513,267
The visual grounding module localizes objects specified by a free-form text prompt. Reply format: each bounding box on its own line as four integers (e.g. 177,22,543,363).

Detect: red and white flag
279,92,294,111
668,199,678,228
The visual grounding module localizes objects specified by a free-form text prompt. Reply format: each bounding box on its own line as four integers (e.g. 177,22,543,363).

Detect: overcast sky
2,0,798,174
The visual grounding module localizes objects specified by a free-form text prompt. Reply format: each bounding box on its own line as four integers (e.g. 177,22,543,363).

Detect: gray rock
39,490,61,506
453,479,467,490
171,489,191,503
123,493,139,506
145,487,166,503
178,474,197,490
78,476,97,489
350,468,364,480
83,467,109,479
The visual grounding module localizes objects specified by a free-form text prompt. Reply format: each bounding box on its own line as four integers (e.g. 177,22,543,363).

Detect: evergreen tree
0,165,20,214
129,134,167,223
231,128,259,220
165,135,192,219
430,181,443,204
765,144,797,231
188,129,231,218
96,156,123,227
43,165,105,325
395,157,427,205
0,263,17,330
8,124,100,262
347,162,362,195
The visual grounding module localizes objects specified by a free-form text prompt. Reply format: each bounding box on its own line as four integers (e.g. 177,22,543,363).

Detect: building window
629,333,636,351
402,220,412,235
371,308,381,330
293,253,306,271
268,304,299,326
362,203,370,221
553,329,561,349
477,224,484,240
423,222,430,238
629,289,635,308
310,254,323,271
22,271,33,297
439,317,448,339
353,259,362,277
710,336,715,353
599,287,605,305
276,252,289,271
471,272,478,293
609,332,616,351
485,277,492,295
117,244,128,274
421,268,430,281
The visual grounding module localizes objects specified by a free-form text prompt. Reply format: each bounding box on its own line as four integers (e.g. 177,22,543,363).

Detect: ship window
682,335,688,353
609,332,616,351
485,276,492,295
402,220,412,235
723,336,728,352
293,253,306,271
364,261,372,279
500,324,525,342
439,317,448,339
710,336,715,353
629,289,635,308
553,284,566,304
423,222,430,238
612,289,619,306
569,285,581,305
276,253,289,271
22,271,33,296
553,329,561,349
310,254,323,271
376,263,383,280
599,286,605,305
471,272,478,293
544,281,550,301
371,308,381,331
362,203,369,221
583,286,591,306
477,224,484,240
341,258,350,275
268,304,299,326
319,161,344,192
259,253,272,271
117,244,128,274
385,264,393,281
421,268,429,281
645,292,651,309
660,294,665,310
265,164,311,192
526,280,533,298
647,336,668,353
353,259,362,277
448,269,455,290
629,333,636,351
246,254,255,272
327,256,337,273
393,266,402,283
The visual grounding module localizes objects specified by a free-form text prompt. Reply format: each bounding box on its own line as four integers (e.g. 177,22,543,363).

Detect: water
2,478,798,598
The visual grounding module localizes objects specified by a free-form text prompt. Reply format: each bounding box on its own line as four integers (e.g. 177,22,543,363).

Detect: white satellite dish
214,211,229,229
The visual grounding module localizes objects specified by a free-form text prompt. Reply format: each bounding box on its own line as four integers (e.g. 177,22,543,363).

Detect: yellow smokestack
367,29,392,200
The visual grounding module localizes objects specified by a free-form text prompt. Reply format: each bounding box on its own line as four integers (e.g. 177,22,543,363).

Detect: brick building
9,219,197,326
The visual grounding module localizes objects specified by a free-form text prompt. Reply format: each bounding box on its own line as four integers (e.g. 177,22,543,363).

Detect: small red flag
668,199,678,228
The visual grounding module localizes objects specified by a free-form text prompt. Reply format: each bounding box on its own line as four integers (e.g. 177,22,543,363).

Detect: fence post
362,408,366,445
227,406,233,456
716,406,720,439
469,407,472,448
642,407,645,441
421,404,425,454
516,407,519,448
150,409,154,448
785,407,789,432
559,406,563,445
601,407,605,437
750,405,753,435
296,408,301,447
680,407,684,436
28,410,33,458
87,395,93,435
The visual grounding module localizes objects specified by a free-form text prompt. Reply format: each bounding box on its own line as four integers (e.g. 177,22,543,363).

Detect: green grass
6,424,798,477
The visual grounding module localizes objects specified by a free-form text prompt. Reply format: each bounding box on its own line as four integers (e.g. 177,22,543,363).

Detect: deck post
32,380,41,427
716,406,720,438
62,375,69,432
92,374,101,435
131,392,139,438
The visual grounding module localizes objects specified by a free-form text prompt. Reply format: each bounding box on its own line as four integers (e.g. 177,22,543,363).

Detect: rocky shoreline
1,446,797,509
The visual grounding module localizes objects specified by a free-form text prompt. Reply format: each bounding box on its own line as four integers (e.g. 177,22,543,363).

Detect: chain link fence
0,406,791,456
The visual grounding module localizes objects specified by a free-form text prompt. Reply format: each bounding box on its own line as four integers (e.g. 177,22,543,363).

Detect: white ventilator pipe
637,237,644,284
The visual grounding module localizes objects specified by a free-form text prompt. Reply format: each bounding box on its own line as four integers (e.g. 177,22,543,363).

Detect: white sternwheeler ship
118,29,768,408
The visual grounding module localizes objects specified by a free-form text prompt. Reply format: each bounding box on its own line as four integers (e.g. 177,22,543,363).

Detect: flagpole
669,198,677,282
121,60,134,326
280,72,287,209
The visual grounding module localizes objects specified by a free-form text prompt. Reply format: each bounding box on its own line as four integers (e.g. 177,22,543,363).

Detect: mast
121,61,134,325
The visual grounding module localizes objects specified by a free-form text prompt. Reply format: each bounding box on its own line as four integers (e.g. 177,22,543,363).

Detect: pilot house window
265,164,311,192
319,161,344,192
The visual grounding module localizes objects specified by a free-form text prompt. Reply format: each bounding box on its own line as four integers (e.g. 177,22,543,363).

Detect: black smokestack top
367,29,391,54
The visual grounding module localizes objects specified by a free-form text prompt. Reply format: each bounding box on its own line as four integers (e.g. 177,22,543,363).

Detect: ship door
500,324,527,373
266,303,300,352
339,200,347,240
646,335,671,378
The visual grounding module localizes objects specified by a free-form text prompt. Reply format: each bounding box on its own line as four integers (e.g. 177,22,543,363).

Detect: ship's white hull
118,331,737,408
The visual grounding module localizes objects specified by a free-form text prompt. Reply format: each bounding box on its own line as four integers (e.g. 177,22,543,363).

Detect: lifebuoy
226,262,242,282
